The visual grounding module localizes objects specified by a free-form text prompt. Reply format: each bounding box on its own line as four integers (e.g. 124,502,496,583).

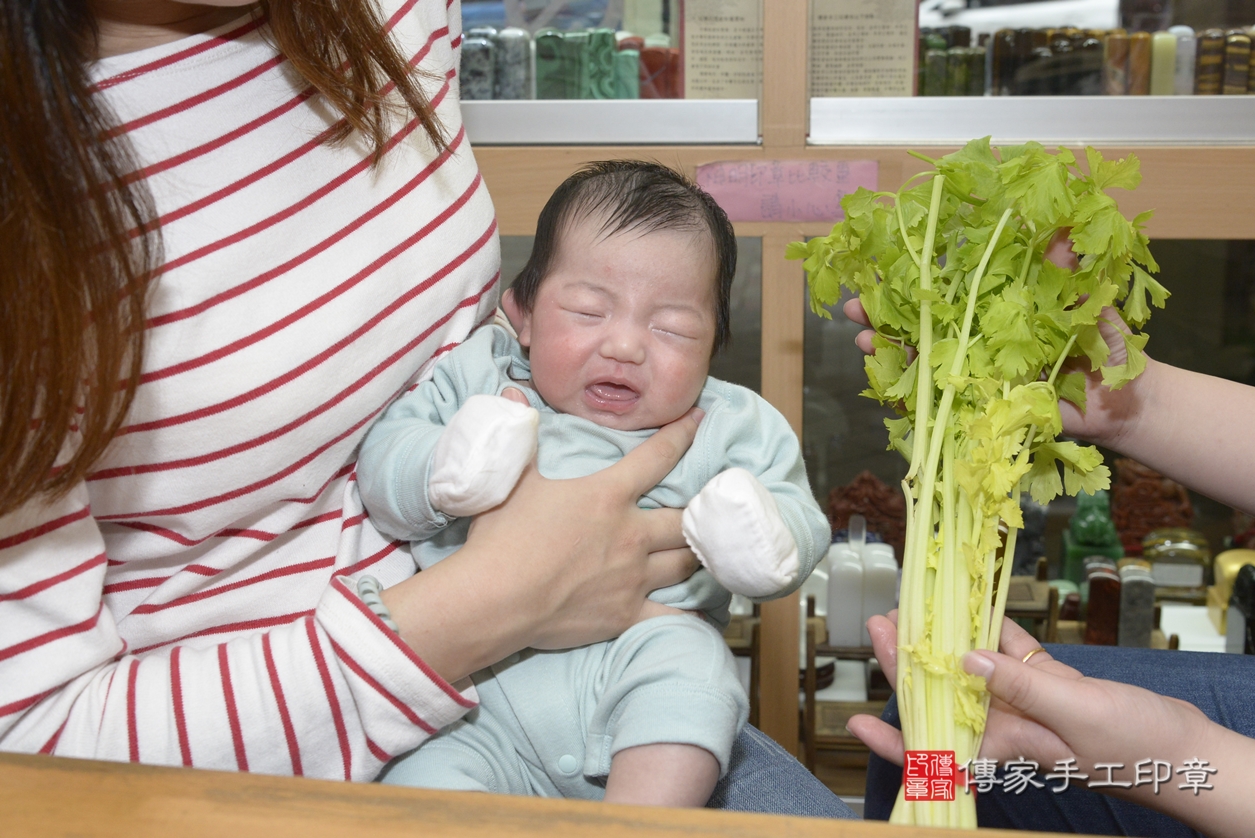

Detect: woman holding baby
0,0,847,816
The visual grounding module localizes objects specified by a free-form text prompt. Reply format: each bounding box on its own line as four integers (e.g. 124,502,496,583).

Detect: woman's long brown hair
0,1,445,519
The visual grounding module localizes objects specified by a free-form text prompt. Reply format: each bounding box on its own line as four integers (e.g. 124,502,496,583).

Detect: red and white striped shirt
0,0,499,780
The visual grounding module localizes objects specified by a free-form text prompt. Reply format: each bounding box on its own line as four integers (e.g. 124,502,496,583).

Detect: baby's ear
501,289,532,347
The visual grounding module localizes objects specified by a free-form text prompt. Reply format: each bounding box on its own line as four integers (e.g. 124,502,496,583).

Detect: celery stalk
791,140,1166,828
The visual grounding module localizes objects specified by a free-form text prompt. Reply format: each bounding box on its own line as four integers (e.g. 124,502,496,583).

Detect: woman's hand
381,406,703,683
847,611,1081,766
838,284,1149,451
1029,236,1157,448
465,410,702,651
1052,307,1156,449
848,613,1253,837
848,613,1202,769
841,297,879,357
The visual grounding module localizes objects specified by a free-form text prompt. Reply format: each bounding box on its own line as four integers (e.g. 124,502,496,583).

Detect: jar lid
1142,527,1210,558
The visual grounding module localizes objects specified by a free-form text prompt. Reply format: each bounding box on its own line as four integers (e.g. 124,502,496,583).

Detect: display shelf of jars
455,6,763,145
808,94,1255,146
461,98,759,145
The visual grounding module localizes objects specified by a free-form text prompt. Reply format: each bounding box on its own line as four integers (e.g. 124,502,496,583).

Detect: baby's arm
357,331,539,541
680,388,830,601
682,468,800,599
428,393,537,517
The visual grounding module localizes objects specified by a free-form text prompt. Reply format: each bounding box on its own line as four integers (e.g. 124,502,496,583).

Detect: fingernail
691,407,705,424
962,650,995,678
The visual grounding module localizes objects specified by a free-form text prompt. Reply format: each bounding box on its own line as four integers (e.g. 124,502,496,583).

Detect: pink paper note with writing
695,159,878,223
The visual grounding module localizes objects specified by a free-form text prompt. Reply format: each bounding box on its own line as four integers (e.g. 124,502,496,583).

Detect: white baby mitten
428,393,539,518
681,467,800,599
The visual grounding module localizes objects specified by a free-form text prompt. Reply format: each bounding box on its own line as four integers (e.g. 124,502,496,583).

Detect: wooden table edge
1,751,1086,838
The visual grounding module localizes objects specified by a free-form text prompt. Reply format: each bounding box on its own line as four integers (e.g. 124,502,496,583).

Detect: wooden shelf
478,144,1255,241
814,643,877,660
462,99,759,145
810,96,1255,147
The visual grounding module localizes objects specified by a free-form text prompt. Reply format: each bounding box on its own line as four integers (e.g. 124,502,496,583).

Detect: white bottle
798,555,830,667
825,543,864,647
860,542,899,647
1169,26,1196,96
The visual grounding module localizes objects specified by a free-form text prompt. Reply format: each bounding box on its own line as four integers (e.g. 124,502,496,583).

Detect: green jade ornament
1063,488,1123,584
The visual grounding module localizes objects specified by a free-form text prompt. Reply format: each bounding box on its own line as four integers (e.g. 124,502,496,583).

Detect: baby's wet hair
511,160,737,352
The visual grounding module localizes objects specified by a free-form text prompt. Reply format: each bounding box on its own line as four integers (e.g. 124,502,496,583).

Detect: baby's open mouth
586,381,639,410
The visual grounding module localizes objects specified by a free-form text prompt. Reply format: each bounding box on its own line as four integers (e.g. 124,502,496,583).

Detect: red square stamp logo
904,750,956,801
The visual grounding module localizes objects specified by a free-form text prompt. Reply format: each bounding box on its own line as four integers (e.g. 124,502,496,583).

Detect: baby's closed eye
652,325,700,340
651,314,705,340
562,306,606,321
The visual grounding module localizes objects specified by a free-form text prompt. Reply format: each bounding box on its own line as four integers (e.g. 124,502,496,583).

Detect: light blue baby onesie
358,325,829,798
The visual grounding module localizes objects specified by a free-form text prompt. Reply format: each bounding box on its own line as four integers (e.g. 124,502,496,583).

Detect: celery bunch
789,139,1166,828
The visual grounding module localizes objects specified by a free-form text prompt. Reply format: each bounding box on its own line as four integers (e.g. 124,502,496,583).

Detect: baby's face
516,219,717,431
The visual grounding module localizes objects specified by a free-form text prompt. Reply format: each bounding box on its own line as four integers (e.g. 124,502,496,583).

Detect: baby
357,161,829,806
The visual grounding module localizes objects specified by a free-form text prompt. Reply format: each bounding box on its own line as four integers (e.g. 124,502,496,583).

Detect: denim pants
865,645,1255,835
710,724,857,818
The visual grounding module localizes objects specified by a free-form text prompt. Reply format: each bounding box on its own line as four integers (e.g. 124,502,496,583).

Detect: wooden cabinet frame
473,0,1255,755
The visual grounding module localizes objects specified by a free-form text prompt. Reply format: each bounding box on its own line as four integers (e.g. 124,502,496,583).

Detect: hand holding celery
789,139,1167,828
855,612,1255,838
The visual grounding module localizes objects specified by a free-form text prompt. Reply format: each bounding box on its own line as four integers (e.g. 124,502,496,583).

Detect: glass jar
1142,527,1211,603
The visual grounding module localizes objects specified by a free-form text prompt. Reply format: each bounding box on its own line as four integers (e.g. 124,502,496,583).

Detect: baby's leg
603,742,719,807
379,707,534,795
584,614,748,807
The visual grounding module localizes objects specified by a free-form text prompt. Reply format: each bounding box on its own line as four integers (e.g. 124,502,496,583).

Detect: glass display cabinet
459,0,762,143
808,0,1255,142
468,0,1255,756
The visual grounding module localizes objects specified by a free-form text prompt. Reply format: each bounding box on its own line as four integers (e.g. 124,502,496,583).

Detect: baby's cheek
661,356,710,415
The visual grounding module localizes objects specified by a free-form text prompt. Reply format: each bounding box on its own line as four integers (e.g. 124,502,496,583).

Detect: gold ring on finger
1021,647,1046,664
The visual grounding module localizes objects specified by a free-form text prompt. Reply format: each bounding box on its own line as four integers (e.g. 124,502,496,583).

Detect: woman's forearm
1103,713,1255,838
1103,358,1255,514
381,545,528,684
